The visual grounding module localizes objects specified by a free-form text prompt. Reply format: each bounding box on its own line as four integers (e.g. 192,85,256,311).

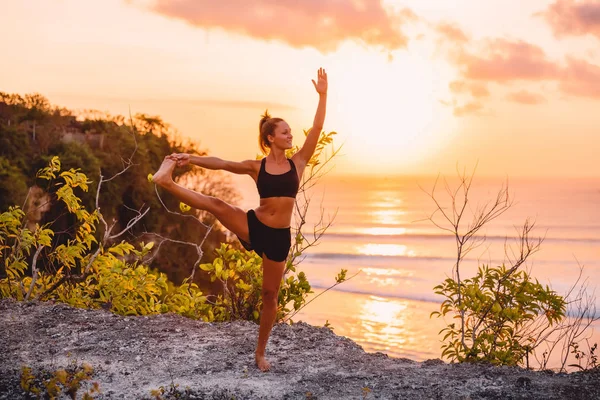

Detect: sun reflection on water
369,209,406,225
360,227,408,236
362,267,413,277
356,243,416,257
352,296,411,351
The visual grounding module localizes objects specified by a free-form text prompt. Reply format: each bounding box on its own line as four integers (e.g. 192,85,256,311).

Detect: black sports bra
257,158,299,199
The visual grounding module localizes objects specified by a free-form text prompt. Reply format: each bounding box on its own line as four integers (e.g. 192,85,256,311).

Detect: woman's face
269,121,293,150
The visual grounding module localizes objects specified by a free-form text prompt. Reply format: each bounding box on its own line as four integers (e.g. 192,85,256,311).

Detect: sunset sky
1,0,599,177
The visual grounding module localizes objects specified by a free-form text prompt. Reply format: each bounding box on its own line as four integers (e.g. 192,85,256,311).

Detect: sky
1,0,599,177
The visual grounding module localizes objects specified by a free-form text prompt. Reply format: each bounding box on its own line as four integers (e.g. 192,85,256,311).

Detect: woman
152,68,328,371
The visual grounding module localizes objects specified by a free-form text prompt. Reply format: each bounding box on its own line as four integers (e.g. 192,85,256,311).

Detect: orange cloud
452,101,484,117
436,22,469,45
542,0,600,39
438,21,600,115
449,80,489,98
146,0,417,52
452,38,600,99
455,39,561,82
506,90,546,105
560,57,600,98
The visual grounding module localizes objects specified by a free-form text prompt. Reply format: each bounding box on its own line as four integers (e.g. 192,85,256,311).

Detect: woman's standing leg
152,157,250,242
255,256,286,372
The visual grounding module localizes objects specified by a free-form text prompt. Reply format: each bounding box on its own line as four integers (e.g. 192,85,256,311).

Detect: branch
108,205,150,240
37,245,103,300
102,108,139,183
283,270,362,323
24,245,43,301
141,231,211,281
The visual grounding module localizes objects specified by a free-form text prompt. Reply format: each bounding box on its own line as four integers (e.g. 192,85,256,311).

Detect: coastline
295,287,600,371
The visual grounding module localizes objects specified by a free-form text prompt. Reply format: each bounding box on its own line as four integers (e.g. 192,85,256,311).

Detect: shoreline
295,287,600,370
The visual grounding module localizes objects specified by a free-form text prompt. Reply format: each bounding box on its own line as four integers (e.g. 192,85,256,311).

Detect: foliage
199,243,313,322
148,382,193,400
0,155,29,207
431,264,566,365
0,157,210,319
20,362,98,400
0,91,235,285
568,341,599,371
425,169,598,370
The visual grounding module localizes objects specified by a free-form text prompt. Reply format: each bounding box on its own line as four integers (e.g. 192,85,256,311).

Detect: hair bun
261,109,271,121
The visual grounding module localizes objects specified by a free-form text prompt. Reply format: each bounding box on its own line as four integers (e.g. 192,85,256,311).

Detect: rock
516,376,531,389
0,298,599,400
422,358,445,367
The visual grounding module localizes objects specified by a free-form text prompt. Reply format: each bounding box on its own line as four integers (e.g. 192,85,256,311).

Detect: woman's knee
261,288,279,305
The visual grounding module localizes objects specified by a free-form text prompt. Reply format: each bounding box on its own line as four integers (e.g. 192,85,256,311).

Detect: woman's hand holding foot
169,153,190,167
152,157,177,186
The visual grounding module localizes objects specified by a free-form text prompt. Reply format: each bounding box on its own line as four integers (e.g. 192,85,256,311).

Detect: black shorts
238,210,291,262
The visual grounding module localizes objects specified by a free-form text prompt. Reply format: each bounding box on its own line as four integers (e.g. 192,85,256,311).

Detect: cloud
450,37,600,99
436,22,469,45
449,80,490,98
145,0,418,53
452,101,484,117
441,38,560,115
542,0,600,39
560,57,600,98
506,90,546,105
454,39,561,82
435,15,600,115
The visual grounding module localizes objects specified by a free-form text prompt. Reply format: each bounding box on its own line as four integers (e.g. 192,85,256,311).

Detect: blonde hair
258,110,283,155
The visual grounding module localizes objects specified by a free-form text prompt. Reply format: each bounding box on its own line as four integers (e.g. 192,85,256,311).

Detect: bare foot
255,354,271,372
152,157,176,187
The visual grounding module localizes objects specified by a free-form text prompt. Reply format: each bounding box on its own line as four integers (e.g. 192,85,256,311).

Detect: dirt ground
0,298,598,399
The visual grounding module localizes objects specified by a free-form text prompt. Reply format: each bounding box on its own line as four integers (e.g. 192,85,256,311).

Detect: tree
425,167,598,370
0,92,237,286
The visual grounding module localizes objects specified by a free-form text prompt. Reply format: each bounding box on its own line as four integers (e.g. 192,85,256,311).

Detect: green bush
431,263,566,365
198,243,313,322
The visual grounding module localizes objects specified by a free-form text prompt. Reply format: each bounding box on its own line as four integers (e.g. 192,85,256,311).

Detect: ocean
233,174,600,368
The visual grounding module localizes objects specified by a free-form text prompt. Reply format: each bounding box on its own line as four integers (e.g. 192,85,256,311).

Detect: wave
305,253,455,262
325,221,600,230
309,283,444,304
303,252,600,269
322,232,600,244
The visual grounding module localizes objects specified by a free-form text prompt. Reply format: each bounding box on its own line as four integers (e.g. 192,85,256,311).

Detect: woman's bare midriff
254,197,295,228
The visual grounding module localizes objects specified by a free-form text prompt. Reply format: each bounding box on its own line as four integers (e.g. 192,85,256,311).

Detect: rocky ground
0,298,598,399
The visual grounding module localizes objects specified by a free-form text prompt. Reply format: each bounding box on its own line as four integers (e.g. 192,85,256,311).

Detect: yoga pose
152,68,328,371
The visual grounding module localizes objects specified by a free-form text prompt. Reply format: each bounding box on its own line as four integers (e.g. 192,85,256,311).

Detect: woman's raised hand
169,153,190,167
312,68,328,95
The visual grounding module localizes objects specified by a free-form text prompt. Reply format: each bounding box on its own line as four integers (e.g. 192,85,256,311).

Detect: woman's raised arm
294,68,328,164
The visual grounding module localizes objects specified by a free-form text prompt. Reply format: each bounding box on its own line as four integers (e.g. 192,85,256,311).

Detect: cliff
0,299,597,399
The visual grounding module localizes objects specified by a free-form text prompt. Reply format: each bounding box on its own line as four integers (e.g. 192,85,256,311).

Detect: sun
327,47,455,174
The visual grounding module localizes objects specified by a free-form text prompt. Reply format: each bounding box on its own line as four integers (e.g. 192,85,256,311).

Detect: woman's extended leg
152,157,250,242
255,256,286,372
